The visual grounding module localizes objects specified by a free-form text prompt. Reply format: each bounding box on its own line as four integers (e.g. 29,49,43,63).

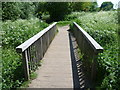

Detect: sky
97,0,120,9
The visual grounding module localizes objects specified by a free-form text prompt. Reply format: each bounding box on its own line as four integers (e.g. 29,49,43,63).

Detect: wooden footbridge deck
16,22,103,89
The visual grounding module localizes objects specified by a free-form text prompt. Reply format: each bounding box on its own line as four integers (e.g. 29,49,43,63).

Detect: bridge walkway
28,25,73,88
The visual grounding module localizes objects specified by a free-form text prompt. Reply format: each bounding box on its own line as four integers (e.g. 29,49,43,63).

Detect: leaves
70,11,119,89
2,18,48,89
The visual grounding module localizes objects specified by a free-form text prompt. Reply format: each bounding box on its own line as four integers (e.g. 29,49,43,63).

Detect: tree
20,2,36,19
2,2,21,21
45,2,71,21
2,2,37,21
71,2,98,12
35,2,46,19
100,2,113,11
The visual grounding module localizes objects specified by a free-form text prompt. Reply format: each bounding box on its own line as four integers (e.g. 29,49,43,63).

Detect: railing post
22,50,30,80
91,53,98,85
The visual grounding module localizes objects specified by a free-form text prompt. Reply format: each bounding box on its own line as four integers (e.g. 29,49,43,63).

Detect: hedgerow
69,11,119,89
2,18,48,89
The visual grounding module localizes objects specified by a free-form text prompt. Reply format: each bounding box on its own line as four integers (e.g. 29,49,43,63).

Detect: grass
20,72,38,88
57,21,71,26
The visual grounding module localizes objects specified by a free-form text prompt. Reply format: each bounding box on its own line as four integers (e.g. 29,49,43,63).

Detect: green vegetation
2,2,102,22
45,2,71,21
69,11,119,89
20,72,38,88
100,2,114,11
2,18,48,48
57,21,71,26
2,2,118,89
71,2,98,12
2,2,37,21
2,18,48,89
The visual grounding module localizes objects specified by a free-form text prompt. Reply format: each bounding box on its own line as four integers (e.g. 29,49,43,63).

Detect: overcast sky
97,0,120,9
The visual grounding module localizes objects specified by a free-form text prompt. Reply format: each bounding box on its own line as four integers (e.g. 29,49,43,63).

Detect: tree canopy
100,2,113,11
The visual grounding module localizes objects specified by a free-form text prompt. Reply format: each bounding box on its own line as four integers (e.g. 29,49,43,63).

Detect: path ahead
28,25,73,88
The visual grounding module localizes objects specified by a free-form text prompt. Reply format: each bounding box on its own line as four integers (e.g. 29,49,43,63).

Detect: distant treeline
2,2,114,21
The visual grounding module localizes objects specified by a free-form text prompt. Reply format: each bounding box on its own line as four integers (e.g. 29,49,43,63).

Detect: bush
20,2,36,19
45,2,71,21
2,18,48,89
2,2,21,21
2,18,48,48
70,11,119,89
2,48,24,88
71,2,98,12
100,2,114,11
2,2,38,21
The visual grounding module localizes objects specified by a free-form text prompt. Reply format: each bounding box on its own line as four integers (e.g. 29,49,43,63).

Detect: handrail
71,22,103,86
16,22,57,53
16,22,57,80
73,22,103,53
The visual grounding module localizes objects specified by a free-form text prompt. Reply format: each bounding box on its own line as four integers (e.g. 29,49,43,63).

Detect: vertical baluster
91,54,98,84
47,31,49,48
34,41,37,69
50,28,52,42
45,32,48,52
27,48,31,74
42,34,45,56
32,44,37,70
22,50,30,80
35,40,40,67
30,45,34,71
45,33,47,53
37,38,42,64
49,29,52,43
40,37,43,59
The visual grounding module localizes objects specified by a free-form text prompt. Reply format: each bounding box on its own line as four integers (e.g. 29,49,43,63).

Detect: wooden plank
16,22,57,53
73,22,103,53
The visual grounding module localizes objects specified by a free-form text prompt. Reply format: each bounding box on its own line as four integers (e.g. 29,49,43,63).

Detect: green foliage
2,18,48,89
100,2,114,11
71,2,98,12
35,2,46,19
2,2,37,21
2,2,21,21
2,18,48,48
20,2,36,19
69,11,119,89
65,12,86,21
57,21,71,26
2,48,24,89
45,2,71,21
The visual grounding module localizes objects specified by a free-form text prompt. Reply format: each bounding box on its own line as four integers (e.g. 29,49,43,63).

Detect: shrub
2,2,38,21
45,2,71,21
70,11,119,89
2,18,48,89
2,48,24,88
2,2,21,21
2,18,48,48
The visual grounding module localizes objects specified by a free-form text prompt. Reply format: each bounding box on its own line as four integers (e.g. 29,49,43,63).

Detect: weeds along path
28,25,73,88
